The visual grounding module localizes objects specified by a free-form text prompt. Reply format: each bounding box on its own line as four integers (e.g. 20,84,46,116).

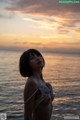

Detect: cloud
0,0,78,36
13,40,43,48
0,0,15,19
0,0,9,4
0,13,14,19
5,0,80,34
23,15,80,35
6,0,80,16
23,16,59,30
75,29,80,34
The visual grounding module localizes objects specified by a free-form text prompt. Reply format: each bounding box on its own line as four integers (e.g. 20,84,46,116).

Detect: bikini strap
24,88,38,104
33,95,47,111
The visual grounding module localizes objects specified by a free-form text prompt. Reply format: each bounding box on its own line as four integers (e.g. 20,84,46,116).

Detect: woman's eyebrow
29,53,35,58
30,52,34,55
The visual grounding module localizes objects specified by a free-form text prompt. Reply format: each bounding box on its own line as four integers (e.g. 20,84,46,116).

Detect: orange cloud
75,29,80,34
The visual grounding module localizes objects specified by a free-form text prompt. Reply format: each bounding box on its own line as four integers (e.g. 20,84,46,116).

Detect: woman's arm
24,79,38,120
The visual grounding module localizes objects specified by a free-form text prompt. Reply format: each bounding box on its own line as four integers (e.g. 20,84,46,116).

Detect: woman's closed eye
30,56,34,59
30,53,41,60
29,53,35,60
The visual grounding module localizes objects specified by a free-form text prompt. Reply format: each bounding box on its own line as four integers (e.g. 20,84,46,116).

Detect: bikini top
24,83,52,110
38,84,51,97
33,84,51,110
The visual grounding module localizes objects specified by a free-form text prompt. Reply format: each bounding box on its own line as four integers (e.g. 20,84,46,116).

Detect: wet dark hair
19,49,45,77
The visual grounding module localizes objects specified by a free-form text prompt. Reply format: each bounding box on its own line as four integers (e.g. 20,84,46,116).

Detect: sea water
0,50,80,120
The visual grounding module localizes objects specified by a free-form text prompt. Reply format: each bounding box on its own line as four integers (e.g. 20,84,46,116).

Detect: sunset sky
0,0,80,52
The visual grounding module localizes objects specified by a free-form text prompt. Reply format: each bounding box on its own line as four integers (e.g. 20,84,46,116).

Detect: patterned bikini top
25,83,51,101
38,84,51,97
24,83,53,111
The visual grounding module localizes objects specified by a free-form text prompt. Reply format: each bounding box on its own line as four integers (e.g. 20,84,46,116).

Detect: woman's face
29,53,44,70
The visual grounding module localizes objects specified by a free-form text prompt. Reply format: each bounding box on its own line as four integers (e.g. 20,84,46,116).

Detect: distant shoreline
0,46,80,56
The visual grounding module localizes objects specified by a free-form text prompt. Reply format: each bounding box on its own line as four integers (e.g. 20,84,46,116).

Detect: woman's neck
32,70,44,81
32,72,41,78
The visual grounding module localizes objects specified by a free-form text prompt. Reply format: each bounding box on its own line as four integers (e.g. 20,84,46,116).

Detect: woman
19,49,55,120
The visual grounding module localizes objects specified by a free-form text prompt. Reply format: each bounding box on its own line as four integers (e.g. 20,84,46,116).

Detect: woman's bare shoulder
24,77,38,92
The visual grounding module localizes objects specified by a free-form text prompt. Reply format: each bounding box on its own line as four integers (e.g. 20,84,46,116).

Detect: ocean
0,50,80,120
